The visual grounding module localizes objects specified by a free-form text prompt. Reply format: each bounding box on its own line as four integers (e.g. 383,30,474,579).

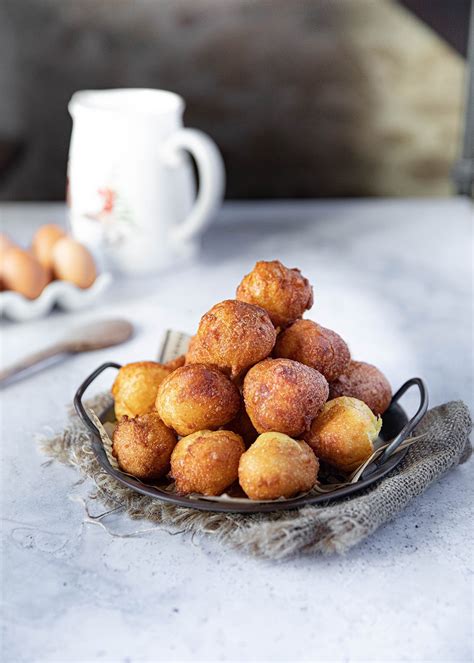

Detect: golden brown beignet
112,361,171,420
112,411,177,482
226,406,259,448
171,429,245,496
188,299,276,378
274,319,350,382
185,333,211,366
156,364,240,436
163,354,186,372
243,358,329,437
236,260,313,328
328,360,392,415
304,396,382,473
238,432,318,500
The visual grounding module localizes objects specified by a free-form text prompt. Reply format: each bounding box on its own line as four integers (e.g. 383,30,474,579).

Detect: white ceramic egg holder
0,273,112,321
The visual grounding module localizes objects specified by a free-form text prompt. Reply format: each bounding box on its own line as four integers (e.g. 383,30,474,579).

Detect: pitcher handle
162,128,225,244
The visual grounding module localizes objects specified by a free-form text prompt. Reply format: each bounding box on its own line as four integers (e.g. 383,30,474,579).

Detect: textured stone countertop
1,199,472,662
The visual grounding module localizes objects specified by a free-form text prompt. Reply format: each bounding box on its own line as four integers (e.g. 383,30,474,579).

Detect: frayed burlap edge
38,395,472,559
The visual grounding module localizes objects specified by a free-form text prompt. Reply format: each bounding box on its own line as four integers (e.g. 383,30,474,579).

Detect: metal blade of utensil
0,319,133,388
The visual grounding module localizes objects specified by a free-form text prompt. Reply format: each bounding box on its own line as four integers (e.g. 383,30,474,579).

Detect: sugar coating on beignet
236,260,313,329
188,300,276,378
329,360,392,415
304,396,381,473
185,335,211,366
171,429,245,496
112,411,177,482
243,358,329,437
238,432,318,500
112,361,171,420
156,364,241,436
274,319,350,382
163,354,186,372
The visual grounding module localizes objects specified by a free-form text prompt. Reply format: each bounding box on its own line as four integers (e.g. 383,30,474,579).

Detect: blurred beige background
0,0,467,200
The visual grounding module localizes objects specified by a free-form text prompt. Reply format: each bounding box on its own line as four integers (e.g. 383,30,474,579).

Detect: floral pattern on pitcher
84,186,136,246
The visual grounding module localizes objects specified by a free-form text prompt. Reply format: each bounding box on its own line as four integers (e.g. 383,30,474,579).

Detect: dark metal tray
74,362,428,513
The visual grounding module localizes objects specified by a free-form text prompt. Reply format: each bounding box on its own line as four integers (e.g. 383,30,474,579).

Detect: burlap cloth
40,395,472,559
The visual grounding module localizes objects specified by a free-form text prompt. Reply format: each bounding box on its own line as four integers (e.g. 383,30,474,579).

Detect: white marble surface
0,199,473,662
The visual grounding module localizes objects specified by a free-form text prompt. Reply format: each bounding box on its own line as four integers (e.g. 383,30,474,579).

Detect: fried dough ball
274,319,350,382
243,358,329,437
238,432,318,500
171,429,245,496
236,260,313,328
188,300,276,378
185,334,209,365
184,334,197,355
226,406,259,448
156,364,241,436
329,360,392,415
163,354,186,372
112,361,171,420
304,396,382,473
112,411,177,482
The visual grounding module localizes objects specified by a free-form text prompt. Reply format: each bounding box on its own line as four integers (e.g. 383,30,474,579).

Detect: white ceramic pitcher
67,89,225,274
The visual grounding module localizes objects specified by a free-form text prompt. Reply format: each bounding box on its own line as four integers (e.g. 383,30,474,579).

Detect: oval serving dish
74,363,428,514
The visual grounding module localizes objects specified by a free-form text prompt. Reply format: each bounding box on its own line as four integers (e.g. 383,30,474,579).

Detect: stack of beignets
110,259,392,500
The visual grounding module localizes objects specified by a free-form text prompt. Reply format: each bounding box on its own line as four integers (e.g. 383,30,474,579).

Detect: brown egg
274,319,351,382
112,411,177,482
236,260,314,329
0,233,15,257
52,237,96,288
32,224,66,271
0,234,16,290
112,361,171,420
156,364,241,436
304,396,382,473
1,247,49,299
238,432,318,500
243,358,329,437
171,429,245,496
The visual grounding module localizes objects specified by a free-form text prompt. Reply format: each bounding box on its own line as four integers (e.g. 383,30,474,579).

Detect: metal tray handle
74,362,122,437
380,377,428,462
